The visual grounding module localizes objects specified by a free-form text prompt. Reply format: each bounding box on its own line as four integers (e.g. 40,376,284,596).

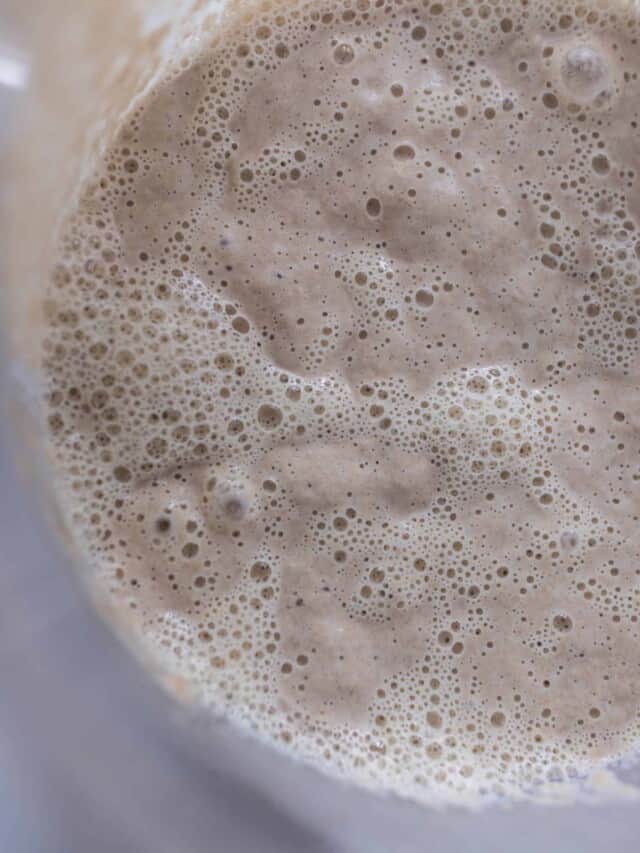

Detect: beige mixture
40,0,640,804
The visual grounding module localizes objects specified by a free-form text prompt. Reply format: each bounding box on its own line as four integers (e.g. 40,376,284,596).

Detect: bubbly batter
41,0,640,804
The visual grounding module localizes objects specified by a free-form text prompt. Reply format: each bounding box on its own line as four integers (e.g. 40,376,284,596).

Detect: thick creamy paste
41,0,640,805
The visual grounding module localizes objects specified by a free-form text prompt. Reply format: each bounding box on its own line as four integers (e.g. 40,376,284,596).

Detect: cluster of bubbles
40,0,640,805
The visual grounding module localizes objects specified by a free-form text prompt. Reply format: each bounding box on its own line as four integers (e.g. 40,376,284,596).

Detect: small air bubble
257,404,283,430
333,44,355,65
393,144,415,162
366,197,381,218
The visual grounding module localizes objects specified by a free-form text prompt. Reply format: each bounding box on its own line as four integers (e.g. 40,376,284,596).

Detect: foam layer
41,0,640,805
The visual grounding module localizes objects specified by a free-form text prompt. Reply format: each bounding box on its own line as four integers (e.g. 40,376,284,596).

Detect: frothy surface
41,0,640,804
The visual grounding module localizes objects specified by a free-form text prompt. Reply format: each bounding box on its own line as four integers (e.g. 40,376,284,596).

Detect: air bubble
591,154,610,175
257,404,283,430
366,197,381,217
561,45,611,105
393,144,415,162
333,43,355,64
553,615,573,632
113,466,132,483
251,561,272,581
415,289,434,307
